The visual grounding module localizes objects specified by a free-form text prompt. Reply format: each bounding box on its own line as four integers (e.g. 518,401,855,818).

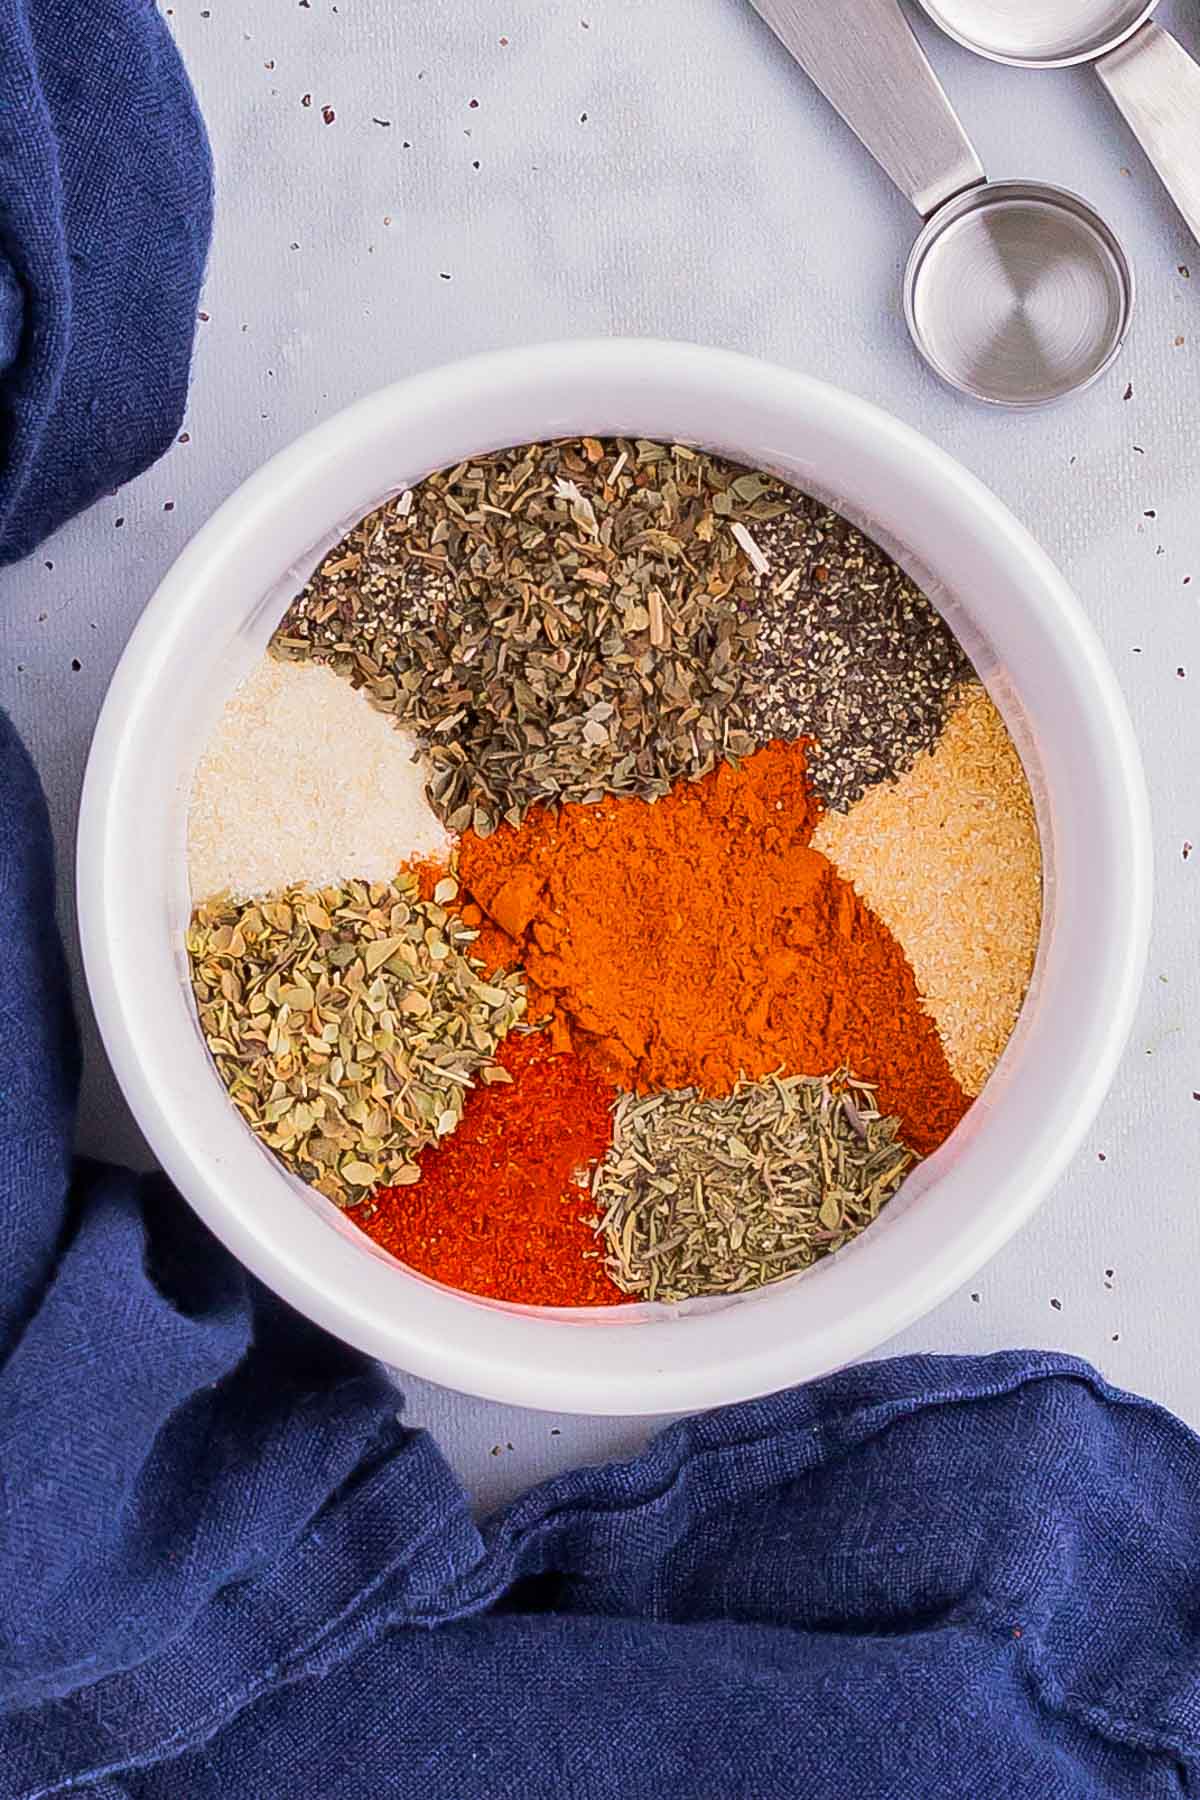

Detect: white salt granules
188,654,451,901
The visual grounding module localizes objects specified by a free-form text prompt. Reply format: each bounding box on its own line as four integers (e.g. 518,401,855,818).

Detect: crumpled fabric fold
0,702,1196,1798
0,0,211,565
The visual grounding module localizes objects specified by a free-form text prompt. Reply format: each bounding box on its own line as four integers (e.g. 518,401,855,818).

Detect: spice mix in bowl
184,436,1042,1310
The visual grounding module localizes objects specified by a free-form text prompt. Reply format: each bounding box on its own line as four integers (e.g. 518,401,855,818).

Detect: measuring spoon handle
1097,22,1200,252
746,0,984,218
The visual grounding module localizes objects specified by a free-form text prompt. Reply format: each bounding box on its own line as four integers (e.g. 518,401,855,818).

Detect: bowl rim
77,338,1152,1415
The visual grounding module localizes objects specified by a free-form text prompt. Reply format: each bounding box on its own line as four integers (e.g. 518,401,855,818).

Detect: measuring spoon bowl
916,0,1158,68
904,181,1134,406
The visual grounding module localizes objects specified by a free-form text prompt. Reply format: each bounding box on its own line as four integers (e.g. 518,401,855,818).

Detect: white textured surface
1,0,1197,1513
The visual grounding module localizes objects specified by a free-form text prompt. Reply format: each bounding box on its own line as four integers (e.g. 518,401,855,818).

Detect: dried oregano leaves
187,872,525,1206
272,438,764,836
593,1073,915,1302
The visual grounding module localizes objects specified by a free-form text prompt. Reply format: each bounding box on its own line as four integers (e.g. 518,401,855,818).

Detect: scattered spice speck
322,105,335,124
1050,1298,1062,1312
1123,384,1133,401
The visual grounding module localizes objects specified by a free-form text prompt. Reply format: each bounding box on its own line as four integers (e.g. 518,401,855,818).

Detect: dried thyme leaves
272,438,764,835
593,1073,915,1302
187,872,525,1206
738,501,973,813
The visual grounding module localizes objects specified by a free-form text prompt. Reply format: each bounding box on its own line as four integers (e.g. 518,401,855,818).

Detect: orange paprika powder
459,740,969,1157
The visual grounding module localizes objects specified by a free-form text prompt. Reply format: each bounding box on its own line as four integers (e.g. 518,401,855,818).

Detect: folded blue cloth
0,703,1197,1798
0,16,1196,1786
0,0,211,564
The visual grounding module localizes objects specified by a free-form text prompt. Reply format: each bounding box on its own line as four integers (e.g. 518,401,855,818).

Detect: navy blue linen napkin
0,0,211,564
0,703,1197,1798
2,9,1198,1788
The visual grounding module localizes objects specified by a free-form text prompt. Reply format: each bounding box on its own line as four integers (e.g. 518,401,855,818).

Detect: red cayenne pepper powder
355,1030,625,1306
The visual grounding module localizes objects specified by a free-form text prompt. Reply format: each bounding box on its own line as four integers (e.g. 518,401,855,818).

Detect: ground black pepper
739,500,971,812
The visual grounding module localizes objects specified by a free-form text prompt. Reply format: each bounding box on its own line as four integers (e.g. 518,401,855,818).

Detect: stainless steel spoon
916,0,1200,249
748,0,1133,405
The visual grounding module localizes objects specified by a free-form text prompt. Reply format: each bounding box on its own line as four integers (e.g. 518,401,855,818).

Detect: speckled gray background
2,0,1197,1511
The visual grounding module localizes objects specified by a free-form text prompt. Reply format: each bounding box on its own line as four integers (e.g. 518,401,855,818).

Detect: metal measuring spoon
916,2,1200,250
748,0,1133,405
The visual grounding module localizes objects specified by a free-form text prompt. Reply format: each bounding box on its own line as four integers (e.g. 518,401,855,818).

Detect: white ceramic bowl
78,340,1151,1416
